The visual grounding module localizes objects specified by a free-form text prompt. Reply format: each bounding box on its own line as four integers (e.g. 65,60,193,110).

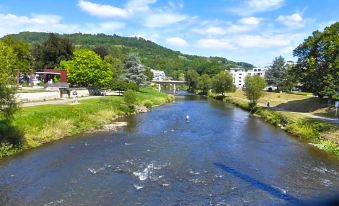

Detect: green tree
265,56,287,91
186,69,200,92
92,46,109,59
122,54,147,86
0,42,19,119
61,49,112,88
293,22,339,98
1,36,33,75
244,75,267,108
32,33,73,70
104,54,124,79
212,71,234,96
198,74,212,94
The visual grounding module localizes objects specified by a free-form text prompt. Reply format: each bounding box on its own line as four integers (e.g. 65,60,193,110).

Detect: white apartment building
229,67,268,88
151,69,166,81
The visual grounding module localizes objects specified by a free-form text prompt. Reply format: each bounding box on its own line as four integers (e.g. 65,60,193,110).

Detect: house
151,69,166,81
229,67,268,88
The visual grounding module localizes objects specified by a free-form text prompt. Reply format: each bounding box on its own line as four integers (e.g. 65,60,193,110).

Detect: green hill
7,32,253,77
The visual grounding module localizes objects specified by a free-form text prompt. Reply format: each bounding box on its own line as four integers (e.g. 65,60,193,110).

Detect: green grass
223,96,339,156
0,87,172,158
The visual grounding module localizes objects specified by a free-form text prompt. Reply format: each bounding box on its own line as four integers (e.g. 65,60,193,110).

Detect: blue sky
0,0,338,66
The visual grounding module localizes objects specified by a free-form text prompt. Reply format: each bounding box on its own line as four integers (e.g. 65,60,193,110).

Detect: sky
0,0,338,66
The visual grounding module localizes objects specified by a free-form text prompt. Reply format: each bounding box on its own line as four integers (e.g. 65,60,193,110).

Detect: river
0,96,339,205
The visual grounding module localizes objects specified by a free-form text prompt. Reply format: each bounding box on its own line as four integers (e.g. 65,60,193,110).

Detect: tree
186,69,200,92
211,71,234,96
104,54,124,79
0,42,19,119
198,74,212,94
122,54,147,86
244,75,267,108
1,36,33,75
92,46,109,59
61,49,112,88
265,56,287,91
293,22,339,98
32,33,73,70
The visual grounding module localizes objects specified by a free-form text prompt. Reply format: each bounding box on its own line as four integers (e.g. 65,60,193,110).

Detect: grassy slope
223,96,339,156
0,88,173,157
226,90,337,117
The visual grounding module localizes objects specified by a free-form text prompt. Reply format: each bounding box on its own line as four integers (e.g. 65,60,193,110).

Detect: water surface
1,96,339,205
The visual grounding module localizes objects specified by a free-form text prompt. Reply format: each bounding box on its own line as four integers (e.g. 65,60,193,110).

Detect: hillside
7,32,253,77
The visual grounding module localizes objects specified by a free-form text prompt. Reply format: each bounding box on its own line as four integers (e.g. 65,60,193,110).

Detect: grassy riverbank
0,88,173,158
223,96,339,156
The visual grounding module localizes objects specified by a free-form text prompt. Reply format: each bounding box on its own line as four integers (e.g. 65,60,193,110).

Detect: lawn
0,87,172,157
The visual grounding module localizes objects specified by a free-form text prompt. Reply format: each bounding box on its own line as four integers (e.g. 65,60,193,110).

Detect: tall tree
186,69,200,92
1,36,33,75
244,75,267,108
0,42,19,119
198,74,212,95
104,54,124,79
293,22,339,98
32,33,73,70
60,49,112,88
265,56,287,91
122,54,147,86
92,46,109,59
212,71,234,96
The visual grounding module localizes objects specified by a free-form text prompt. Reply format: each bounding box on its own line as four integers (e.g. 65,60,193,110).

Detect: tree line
265,22,338,100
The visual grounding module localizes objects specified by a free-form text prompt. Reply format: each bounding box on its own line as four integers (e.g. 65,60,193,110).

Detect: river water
1,96,339,205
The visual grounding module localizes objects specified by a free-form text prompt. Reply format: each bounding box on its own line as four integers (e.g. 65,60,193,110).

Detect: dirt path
22,96,105,107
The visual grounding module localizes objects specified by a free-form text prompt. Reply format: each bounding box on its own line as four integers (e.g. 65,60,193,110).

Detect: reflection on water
0,96,339,205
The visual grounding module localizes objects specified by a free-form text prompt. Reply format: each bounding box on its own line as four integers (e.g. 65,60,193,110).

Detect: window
254,69,257,72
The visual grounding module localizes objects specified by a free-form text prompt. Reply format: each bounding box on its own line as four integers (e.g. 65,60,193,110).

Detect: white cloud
196,38,236,49
78,0,157,18
234,34,290,48
277,12,304,27
144,12,187,28
0,12,125,37
193,17,261,35
229,0,284,16
78,0,130,18
166,37,188,47
239,16,261,25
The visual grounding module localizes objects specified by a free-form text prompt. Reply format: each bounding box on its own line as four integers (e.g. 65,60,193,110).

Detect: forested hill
7,32,253,77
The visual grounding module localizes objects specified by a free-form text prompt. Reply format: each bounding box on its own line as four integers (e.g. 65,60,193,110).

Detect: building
151,69,166,81
229,67,268,88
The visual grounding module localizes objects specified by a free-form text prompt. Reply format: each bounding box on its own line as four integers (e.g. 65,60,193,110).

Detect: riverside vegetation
222,96,339,156
0,88,173,158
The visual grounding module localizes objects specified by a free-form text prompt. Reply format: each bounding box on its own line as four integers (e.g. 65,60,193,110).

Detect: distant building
229,67,268,88
151,69,166,81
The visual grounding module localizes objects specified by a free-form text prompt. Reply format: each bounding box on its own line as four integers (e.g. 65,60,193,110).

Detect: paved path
22,96,105,107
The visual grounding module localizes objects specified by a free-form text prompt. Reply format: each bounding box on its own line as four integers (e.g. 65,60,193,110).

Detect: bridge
151,80,186,94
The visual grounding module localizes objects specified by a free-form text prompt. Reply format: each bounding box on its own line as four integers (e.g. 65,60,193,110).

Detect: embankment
223,96,339,156
0,88,173,158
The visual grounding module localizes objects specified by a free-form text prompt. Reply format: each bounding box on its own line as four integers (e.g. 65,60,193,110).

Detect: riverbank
223,96,339,156
0,88,173,158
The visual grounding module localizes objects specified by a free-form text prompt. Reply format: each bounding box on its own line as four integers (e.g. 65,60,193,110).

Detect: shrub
124,90,137,112
143,100,153,109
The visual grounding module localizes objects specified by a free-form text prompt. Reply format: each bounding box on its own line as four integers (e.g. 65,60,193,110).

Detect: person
72,90,78,103
186,114,190,122
267,101,270,108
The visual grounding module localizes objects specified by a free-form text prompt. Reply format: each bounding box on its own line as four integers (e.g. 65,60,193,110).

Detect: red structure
42,69,68,83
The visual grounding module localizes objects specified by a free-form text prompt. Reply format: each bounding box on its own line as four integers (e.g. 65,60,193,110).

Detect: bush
127,82,139,91
143,100,153,109
124,90,137,112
